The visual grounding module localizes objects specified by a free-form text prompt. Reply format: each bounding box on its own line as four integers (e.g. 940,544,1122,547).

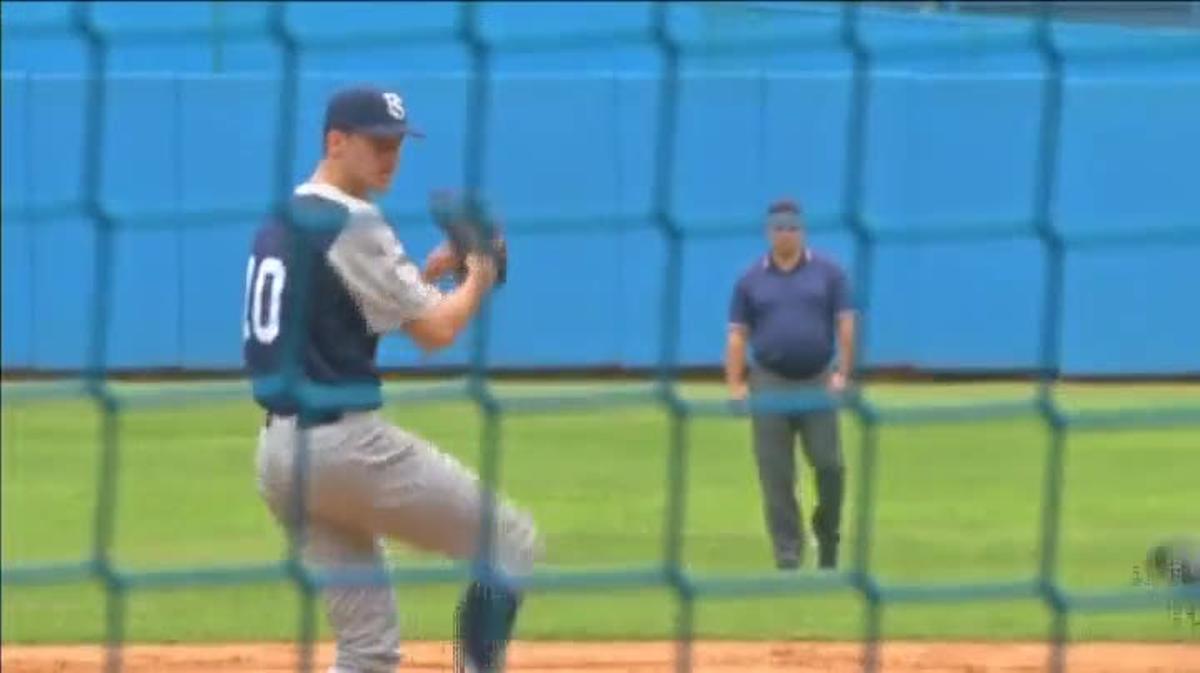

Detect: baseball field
2,379,1197,671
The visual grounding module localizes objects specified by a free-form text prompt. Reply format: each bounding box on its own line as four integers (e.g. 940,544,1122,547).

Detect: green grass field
2,380,1198,645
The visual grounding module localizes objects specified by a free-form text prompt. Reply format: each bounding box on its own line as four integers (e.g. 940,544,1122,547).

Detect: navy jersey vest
243,195,382,414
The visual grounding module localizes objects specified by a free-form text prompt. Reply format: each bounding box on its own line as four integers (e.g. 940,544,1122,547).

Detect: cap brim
360,122,425,139
766,212,803,229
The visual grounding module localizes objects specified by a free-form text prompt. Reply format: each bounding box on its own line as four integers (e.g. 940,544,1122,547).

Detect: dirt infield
2,641,1198,672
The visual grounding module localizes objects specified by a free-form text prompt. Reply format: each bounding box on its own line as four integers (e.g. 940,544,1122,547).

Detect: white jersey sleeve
326,213,444,334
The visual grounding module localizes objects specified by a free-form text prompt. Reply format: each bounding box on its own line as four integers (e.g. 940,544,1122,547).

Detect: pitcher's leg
306,522,401,673
255,421,400,673
365,430,541,577
362,424,540,673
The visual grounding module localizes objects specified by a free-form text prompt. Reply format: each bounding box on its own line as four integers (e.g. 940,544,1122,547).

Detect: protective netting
2,3,1199,673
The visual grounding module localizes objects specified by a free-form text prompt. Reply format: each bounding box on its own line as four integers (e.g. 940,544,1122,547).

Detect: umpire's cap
766,198,804,229
324,85,425,139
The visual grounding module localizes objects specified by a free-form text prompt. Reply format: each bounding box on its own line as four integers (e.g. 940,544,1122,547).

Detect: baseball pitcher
243,85,538,673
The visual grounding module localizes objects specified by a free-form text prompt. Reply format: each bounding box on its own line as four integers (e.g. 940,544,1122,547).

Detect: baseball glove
429,190,507,287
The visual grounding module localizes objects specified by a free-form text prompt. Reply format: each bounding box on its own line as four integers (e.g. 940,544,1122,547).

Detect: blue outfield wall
2,2,1198,374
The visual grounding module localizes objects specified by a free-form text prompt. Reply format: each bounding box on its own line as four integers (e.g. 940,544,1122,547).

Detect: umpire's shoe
817,545,838,569
814,517,839,569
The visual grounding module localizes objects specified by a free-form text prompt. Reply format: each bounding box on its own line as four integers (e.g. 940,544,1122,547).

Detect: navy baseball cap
323,85,424,139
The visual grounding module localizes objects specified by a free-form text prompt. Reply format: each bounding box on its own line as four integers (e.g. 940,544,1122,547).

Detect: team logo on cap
382,92,406,121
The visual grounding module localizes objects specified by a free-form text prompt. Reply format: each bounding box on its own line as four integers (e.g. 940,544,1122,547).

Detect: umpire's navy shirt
729,250,853,380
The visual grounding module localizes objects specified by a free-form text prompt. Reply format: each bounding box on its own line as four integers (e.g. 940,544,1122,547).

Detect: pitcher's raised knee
493,504,542,579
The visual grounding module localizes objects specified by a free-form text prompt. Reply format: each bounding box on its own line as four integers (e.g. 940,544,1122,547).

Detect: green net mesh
2,2,1199,673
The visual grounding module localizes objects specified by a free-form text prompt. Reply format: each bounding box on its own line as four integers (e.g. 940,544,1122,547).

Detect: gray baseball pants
748,365,845,570
255,411,541,673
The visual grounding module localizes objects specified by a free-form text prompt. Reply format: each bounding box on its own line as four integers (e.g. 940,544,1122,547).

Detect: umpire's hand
827,371,849,394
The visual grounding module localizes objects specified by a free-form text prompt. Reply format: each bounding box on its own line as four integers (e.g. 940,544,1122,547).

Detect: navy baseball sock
813,466,845,568
454,581,521,672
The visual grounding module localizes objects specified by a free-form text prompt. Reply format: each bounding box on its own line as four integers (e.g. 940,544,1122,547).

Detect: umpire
725,199,857,571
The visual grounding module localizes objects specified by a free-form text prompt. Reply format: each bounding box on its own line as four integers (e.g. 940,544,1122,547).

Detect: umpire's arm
725,277,752,401
832,265,857,384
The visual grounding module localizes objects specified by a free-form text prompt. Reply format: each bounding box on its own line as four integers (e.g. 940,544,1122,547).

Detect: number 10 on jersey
244,255,287,345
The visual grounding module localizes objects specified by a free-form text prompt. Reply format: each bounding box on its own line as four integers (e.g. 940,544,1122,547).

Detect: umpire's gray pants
748,365,844,569
255,411,541,673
